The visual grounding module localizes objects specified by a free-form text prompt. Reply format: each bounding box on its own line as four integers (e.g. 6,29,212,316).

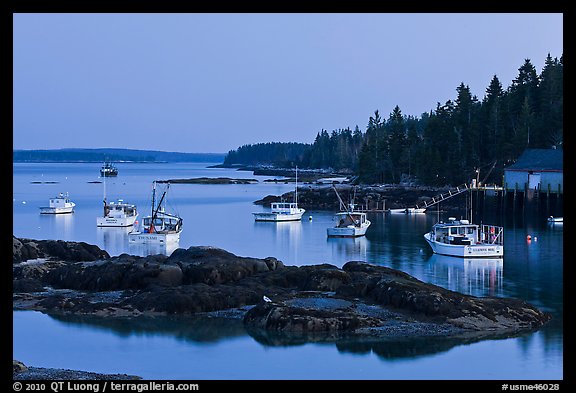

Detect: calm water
12,162,563,379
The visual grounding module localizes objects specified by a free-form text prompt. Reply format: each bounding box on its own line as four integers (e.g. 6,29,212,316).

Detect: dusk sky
13,13,563,154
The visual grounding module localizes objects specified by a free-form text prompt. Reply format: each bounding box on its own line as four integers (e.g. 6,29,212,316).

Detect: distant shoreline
13,148,226,164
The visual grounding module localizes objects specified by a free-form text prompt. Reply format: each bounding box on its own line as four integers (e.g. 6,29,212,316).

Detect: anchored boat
327,185,371,237
39,192,75,214
96,175,138,227
424,217,503,258
97,199,138,227
100,161,118,177
128,181,182,244
253,167,305,222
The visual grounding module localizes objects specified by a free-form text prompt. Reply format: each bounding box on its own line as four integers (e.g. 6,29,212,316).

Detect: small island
156,177,258,184
13,237,550,339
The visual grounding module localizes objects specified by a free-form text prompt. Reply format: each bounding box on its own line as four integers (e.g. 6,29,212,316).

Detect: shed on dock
503,148,563,194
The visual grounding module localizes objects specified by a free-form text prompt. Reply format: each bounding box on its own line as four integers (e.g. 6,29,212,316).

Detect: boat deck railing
480,224,504,246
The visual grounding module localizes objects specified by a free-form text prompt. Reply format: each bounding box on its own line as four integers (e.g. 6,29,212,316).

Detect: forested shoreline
223,54,563,186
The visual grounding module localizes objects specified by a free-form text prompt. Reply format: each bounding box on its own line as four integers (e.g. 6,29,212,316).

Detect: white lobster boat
253,202,305,222
97,199,138,227
327,185,371,237
253,166,305,222
128,181,182,244
39,192,75,214
327,211,371,237
424,217,503,258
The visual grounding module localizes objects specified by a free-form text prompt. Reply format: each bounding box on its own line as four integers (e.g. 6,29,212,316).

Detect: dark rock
12,238,551,340
167,246,283,285
13,278,44,293
340,261,551,331
13,360,28,373
13,237,110,263
254,184,467,213
244,297,382,333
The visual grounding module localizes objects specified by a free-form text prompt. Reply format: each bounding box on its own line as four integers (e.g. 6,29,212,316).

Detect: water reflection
253,221,303,262
96,226,131,256
326,236,369,261
39,213,75,240
427,254,504,297
127,240,180,257
547,221,563,230
96,227,179,257
47,313,246,343
39,311,525,362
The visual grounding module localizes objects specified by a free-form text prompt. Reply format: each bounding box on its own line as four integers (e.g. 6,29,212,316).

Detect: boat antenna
295,166,298,205
103,172,107,217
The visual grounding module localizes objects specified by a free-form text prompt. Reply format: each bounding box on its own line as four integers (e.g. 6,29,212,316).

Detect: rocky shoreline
255,183,469,213
13,237,550,337
13,360,141,380
13,236,552,379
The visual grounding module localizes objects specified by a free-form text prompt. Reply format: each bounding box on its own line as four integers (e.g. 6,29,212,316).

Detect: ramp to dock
415,184,470,210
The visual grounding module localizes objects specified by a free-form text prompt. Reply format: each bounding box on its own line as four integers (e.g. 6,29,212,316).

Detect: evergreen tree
388,105,406,183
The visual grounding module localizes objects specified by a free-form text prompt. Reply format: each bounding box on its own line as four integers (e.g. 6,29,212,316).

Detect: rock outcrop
13,238,551,340
13,236,110,264
255,184,467,212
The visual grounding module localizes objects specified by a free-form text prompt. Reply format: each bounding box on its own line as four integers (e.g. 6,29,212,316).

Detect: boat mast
103,172,107,217
332,185,357,225
151,182,169,223
295,166,298,205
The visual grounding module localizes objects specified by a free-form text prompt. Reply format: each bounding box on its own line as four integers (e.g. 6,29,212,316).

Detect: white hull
547,217,563,223
40,206,74,214
327,222,370,237
253,211,304,222
128,231,181,244
97,214,138,227
424,232,503,258
389,208,426,214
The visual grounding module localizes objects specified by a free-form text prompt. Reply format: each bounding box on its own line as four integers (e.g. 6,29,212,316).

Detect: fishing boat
128,181,182,244
547,216,563,224
39,192,75,214
96,176,138,227
100,161,118,177
253,167,305,222
97,199,138,227
327,210,371,237
327,186,371,237
424,217,503,258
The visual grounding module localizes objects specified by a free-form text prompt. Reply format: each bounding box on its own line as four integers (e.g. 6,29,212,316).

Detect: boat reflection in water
427,254,503,297
39,212,75,241
253,220,302,264
128,240,180,257
96,226,131,256
97,226,179,257
326,235,369,261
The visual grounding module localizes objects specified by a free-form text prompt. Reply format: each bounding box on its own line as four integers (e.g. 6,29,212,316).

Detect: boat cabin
336,212,367,228
142,215,182,233
49,193,73,207
105,200,137,218
271,202,301,214
432,219,478,245
431,218,503,246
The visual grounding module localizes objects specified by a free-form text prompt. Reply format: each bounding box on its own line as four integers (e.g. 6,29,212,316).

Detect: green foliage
223,53,563,186
222,142,310,167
